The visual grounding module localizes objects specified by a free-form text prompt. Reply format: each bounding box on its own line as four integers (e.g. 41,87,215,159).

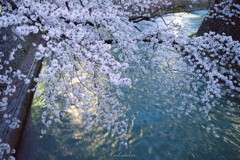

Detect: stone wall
197,0,240,41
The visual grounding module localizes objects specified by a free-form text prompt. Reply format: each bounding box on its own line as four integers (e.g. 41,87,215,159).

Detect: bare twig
158,15,168,26
5,0,18,10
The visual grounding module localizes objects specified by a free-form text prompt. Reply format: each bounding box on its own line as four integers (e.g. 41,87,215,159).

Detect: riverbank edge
2,35,43,159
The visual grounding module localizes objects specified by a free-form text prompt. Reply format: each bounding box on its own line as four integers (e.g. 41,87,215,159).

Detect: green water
16,11,240,160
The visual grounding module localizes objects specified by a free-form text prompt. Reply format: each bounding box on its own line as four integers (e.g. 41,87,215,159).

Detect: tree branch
79,0,84,7
129,16,151,23
5,0,18,10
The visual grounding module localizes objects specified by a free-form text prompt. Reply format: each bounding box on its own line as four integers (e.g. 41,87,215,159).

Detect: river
16,10,240,160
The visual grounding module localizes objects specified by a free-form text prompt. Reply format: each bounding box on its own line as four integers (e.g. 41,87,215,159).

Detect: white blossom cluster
0,0,175,148
115,0,172,16
176,32,239,119
0,53,25,110
2,114,20,129
0,43,26,110
184,32,240,92
0,139,15,160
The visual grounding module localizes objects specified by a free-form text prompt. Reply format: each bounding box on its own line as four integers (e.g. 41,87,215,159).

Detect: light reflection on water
16,10,240,160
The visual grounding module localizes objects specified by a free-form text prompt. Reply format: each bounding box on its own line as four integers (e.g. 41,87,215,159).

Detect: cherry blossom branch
5,0,18,10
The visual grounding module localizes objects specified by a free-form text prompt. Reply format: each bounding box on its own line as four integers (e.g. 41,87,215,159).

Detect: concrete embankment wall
0,29,43,158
